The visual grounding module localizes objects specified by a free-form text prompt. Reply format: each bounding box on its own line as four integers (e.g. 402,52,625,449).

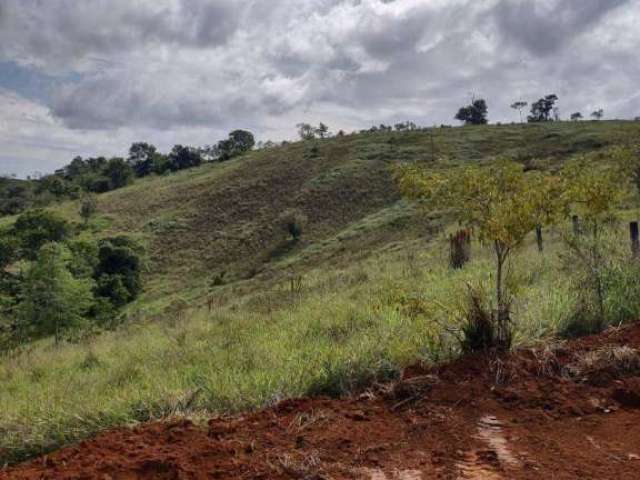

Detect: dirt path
6,324,640,479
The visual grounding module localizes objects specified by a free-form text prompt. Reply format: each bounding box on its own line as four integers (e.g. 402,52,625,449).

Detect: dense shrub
17,243,94,343
94,237,143,307
11,209,71,260
278,209,308,240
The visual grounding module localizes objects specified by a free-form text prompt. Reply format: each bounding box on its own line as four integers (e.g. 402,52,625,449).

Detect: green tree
296,123,316,140
216,130,255,160
169,145,202,171
315,123,330,138
0,235,17,270
455,99,488,125
103,158,134,189
18,243,94,344
510,101,528,123
95,237,143,307
128,142,158,177
395,159,562,349
559,153,628,332
12,209,71,260
79,194,98,226
528,94,558,122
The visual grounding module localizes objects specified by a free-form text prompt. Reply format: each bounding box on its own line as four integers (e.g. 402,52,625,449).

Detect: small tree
559,154,627,333
455,99,488,125
395,160,562,350
215,130,255,161
591,109,604,121
315,123,330,139
103,157,134,189
18,243,94,344
169,145,202,171
79,194,98,226
128,142,159,177
0,235,16,271
570,112,583,121
278,209,308,241
296,123,316,140
12,209,70,260
510,101,528,123
528,94,558,122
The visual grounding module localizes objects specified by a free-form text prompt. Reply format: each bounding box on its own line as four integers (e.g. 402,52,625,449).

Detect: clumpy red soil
6,325,640,479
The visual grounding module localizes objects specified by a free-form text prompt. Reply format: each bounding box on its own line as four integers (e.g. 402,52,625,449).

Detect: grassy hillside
1,120,640,464
27,120,640,312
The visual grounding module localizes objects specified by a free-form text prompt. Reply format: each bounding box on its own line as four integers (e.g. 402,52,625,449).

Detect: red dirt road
5,325,640,479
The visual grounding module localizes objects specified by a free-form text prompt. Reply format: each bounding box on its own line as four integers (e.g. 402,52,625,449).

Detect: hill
24,120,640,313
1,120,640,467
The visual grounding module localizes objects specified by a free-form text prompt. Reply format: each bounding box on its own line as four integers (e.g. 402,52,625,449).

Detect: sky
0,0,639,178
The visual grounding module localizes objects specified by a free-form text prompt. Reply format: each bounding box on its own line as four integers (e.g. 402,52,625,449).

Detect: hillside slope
2,120,640,467
45,120,640,312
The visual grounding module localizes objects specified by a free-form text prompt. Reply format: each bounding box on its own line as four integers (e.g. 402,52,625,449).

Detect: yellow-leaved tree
559,152,630,332
395,159,563,350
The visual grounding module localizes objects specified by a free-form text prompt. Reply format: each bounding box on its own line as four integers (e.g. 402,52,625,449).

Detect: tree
216,130,255,160
528,94,558,122
12,209,71,260
128,142,158,177
0,235,16,270
79,194,98,226
17,242,94,343
296,123,316,140
169,145,202,171
570,112,583,121
94,237,142,307
510,101,528,123
103,158,134,189
277,209,308,241
395,159,562,350
559,153,627,333
591,109,604,121
455,99,488,125
315,123,330,139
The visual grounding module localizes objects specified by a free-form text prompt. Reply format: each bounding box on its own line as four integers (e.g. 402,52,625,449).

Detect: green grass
2,120,640,464
0,229,583,464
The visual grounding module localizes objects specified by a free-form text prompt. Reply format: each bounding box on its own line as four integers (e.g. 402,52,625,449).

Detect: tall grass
0,230,582,464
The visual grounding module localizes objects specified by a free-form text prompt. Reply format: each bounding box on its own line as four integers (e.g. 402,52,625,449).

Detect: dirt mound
6,324,640,479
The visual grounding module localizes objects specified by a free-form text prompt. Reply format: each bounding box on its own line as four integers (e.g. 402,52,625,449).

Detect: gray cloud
0,0,639,176
491,0,631,56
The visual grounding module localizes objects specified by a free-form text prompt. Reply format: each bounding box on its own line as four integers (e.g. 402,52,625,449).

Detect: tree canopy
455,99,488,125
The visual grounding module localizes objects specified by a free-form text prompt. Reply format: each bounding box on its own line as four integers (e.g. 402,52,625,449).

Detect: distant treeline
0,129,256,217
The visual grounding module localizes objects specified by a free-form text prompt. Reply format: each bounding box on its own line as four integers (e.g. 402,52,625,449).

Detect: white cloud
0,0,638,176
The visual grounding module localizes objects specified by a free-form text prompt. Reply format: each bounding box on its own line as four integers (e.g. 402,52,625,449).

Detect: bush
278,209,308,241
94,237,143,307
12,209,71,260
79,194,98,226
460,287,511,353
17,243,94,343
561,258,640,338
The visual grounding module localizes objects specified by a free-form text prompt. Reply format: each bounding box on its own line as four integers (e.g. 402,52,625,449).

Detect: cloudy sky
0,0,638,177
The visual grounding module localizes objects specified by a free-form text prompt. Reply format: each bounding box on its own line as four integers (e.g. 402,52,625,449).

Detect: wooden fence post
449,229,471,269
631,221,639,258
535,225,543,253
